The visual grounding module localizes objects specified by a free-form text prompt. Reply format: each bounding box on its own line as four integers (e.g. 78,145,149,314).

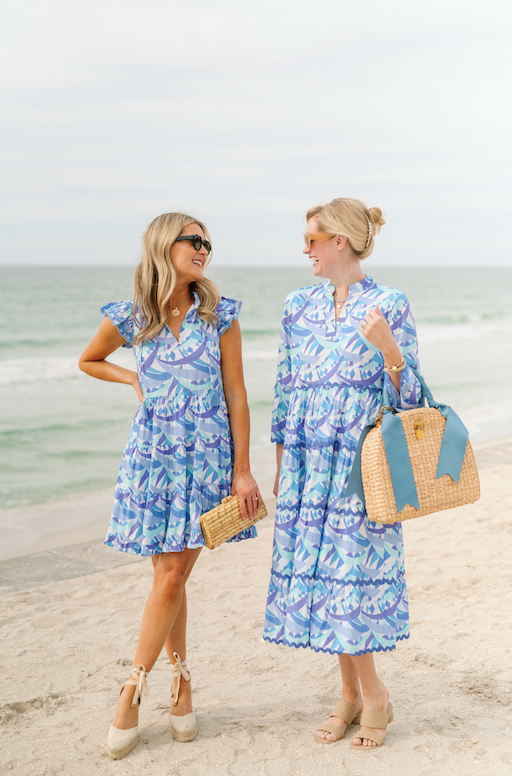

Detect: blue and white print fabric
263,275,421,655
102,294,256,556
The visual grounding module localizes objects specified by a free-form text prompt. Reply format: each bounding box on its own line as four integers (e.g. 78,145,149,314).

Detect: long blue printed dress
101,294,256,556
263,275,421,655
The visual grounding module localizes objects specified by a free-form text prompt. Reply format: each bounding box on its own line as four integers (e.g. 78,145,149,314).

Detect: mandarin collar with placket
323,275,376,339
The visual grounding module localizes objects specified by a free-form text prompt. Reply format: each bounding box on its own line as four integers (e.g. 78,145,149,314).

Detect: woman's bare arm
78,316,143,402
220,319,261,519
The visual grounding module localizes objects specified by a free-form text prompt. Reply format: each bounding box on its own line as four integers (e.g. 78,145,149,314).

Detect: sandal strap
359,706,391,729
353,728,385,747
124,664,149,708
316,721,345,741
330,702,360,725
171,652,190,706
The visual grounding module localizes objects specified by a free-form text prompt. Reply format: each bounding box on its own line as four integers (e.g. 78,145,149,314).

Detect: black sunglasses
175,234,211,253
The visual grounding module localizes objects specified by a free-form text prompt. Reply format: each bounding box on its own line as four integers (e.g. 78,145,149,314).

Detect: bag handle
381,362,440,413
379,359,469,491
347,358,470,512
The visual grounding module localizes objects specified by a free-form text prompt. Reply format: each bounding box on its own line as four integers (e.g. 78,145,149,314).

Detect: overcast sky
1,0,511,267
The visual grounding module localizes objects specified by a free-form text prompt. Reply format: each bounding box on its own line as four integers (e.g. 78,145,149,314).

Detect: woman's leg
165,590,187,662
151,555,189,661
316,654,364,741
112,548,201,730
349,652,390,748
166,593,194,717
152,556,193,717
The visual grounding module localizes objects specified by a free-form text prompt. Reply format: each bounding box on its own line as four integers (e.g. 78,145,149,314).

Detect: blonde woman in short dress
80,212,262,759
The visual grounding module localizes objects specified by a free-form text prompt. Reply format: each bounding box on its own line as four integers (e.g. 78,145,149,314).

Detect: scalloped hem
270,568,405,588
262,631,410,656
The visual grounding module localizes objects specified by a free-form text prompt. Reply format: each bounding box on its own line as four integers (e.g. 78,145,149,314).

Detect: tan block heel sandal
350,702,394,751
315,701,363,744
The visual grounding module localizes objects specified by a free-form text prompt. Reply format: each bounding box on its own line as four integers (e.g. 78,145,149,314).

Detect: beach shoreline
1,433,511,563
3,265,512,546
0,474,277,562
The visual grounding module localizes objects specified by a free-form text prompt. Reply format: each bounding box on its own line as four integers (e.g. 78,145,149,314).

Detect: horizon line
1,264,510,270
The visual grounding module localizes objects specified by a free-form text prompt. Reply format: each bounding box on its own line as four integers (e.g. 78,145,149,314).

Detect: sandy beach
1,437,512,776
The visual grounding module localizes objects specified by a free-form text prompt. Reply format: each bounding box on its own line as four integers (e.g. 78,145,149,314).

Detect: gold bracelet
383,356,406,374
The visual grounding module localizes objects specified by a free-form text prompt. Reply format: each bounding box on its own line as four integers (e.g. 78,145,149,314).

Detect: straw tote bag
200,494,267,549
346,368,480,524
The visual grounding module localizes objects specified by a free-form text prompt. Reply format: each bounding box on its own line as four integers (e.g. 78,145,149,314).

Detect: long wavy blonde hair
306,198,386,259
133,212,221,345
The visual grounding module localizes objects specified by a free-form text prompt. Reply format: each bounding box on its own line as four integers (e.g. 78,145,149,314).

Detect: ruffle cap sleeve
215,296,242,337
100,300,135,348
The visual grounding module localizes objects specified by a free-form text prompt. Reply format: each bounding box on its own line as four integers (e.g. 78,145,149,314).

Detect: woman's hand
359,305,403,391
231,471,262,520
273,443,284,498
130,373,144,403
358,305,397,354
273,470,280,498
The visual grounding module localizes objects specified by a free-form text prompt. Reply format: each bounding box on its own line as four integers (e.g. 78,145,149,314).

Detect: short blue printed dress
101,294,256,556
263,275,422,655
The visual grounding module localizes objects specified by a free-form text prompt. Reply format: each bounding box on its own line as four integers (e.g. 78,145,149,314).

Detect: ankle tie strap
127,664,149,708
171,652,190,707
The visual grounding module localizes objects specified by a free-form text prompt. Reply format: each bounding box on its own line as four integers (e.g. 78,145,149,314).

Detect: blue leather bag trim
381,410,420,511
346,365,469,513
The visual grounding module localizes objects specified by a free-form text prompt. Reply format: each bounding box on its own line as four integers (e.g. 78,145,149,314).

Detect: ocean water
1,265,512,551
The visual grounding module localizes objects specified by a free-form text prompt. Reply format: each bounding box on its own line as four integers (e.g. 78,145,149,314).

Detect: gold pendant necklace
333,295,348,310
170,293,193,318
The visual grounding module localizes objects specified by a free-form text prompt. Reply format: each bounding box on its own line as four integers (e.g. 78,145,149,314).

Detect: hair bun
367,207,386,235
305,198,383,259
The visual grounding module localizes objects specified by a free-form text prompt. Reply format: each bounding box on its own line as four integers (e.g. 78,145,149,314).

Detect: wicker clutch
200,495,267,549
362,405,480,524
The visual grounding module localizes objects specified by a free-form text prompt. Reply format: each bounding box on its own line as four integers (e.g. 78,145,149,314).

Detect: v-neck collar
163,292,200,343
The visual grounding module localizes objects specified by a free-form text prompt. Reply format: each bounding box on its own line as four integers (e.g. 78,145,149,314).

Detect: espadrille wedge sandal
107,664,149,760
315,702,362,744
169,652,197,742
350,702,394,751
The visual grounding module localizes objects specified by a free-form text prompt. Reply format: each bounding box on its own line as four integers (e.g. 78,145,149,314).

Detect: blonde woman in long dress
263,198,421,750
